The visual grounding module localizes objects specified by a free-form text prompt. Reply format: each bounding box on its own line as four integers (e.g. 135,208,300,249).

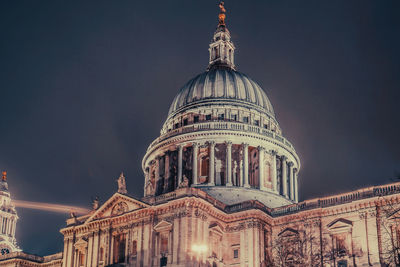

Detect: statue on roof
117,172,128,194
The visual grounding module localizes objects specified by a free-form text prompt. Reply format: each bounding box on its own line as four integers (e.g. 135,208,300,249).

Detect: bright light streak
191,244,208,253
13,200,90,215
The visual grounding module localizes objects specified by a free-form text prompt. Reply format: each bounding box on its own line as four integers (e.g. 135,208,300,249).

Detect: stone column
289,162,294,200
282,156,288,197
208,141,216,185
269,150,278,193
226,141,233,186
258,146,265,190
155,157,160,194
164,153,170,192
177,145,183,184
294,169,299,203
243,143,250,188
192,143,198,185
144,168,149,196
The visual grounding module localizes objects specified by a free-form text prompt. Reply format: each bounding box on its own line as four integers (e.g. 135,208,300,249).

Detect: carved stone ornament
145,181,154,195
179,175,189,188
111,202,128,216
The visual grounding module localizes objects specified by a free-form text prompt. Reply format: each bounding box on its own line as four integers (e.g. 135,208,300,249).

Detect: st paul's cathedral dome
143,5,300,208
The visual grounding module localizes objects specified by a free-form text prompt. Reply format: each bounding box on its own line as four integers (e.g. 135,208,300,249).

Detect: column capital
208,141,216,146
268,149,278,156
257,146,265,151
177,144,184,150
281,155,287,161
288,162,294,167
293,168,298,173
226,141,233,146
242,143,249,148
192,142,199,148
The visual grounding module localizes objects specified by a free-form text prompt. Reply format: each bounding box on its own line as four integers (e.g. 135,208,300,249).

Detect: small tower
208,1,236,70
0,171,20,255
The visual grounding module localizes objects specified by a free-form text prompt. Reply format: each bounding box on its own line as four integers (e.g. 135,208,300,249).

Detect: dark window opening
174,123,179,129
254,120,259,126
183,118,188,126
233,249,239,258
264,124,268,129
193,116,199,123
218,114,224,120
206,114,212,121
243,117,249,123
113,234,126,264
231,114,237,121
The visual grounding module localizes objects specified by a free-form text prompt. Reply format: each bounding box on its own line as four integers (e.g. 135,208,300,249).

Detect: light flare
13,200,90,215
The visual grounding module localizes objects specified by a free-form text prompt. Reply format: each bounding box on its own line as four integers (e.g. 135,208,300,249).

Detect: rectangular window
231,114,237,121
206,114,212,121
233,249,239,258
218,114,225,120
193,115,199,123
243,117,249,123
161,234,169,254
174,123,179,129
264,124,268,129
183,118,188,126
254,120,260,126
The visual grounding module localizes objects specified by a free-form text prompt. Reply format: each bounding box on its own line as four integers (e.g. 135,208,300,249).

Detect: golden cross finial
219,1,226,13
218,1,226,25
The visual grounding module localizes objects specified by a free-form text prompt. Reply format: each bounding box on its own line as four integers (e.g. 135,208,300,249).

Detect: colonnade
0,216,16,237
146,141,299,202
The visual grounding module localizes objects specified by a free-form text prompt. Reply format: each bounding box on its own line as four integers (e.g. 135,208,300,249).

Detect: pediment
278,227,299,237
209,222,224,236
74,238,88,250
327,218,353,232
86,193,149,223
387,208,400,220
154,220,173,232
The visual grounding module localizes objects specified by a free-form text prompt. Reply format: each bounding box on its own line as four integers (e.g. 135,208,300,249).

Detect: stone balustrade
145,182,400,218
148,120,296,153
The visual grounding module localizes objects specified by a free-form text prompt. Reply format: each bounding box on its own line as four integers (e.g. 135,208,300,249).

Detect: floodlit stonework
0,171,20,256
1,3,400,267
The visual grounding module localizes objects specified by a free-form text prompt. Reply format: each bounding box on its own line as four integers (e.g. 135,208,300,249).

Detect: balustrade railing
149,121,295,151
271,182,400,216
147,182,400,217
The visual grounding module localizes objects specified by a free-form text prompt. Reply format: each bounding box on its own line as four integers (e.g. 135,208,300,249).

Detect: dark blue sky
0,0,399,256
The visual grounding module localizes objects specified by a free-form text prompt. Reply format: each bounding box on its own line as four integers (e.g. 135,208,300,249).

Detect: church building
1,3,400,267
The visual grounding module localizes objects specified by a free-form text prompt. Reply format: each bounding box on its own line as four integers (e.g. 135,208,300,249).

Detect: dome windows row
162,106,281,135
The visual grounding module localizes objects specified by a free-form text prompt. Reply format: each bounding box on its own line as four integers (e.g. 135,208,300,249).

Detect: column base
226,183,233,186
244,184,250,188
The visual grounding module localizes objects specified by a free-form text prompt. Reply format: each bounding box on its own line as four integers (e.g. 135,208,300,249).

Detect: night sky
1,0,399,256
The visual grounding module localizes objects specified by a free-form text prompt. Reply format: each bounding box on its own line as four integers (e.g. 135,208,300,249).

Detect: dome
143,5,300,209
168,68,275,118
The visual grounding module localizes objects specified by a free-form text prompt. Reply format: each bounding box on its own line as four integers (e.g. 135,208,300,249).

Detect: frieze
225,220,263,232
194,209,208,220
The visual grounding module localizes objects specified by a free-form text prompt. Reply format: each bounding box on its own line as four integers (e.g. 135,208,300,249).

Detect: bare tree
271,225,324,267
376,194,400,267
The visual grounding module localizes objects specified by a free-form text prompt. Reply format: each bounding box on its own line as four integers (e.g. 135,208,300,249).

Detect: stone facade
56,184,400,267
1,3,400,267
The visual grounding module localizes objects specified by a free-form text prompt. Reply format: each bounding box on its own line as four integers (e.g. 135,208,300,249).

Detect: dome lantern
208,1,235,70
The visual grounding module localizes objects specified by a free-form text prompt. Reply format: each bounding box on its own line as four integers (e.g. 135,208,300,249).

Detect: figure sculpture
117,172,128,194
